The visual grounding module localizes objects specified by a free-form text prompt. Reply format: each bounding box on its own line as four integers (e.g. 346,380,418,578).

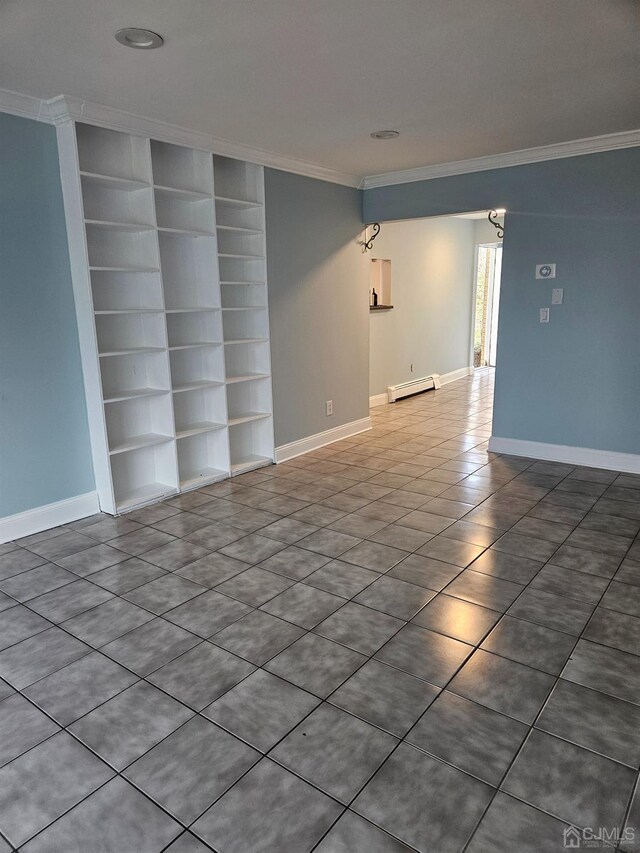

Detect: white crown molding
488,436,640,475
43,94,361,187
275,417,371,463
0,491,99,544
362,129,640,189
0,87,49,122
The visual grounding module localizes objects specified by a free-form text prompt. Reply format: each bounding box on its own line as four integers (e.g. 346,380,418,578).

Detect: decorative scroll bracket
488,209,504,239
362,222,381,252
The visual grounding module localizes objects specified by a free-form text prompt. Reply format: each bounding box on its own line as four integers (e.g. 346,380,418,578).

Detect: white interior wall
369,216,477,398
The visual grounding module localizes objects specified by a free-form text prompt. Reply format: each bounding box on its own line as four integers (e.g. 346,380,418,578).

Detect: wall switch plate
326,400,333,416
539,307,550,323
536,263,556,279
551,288,564,305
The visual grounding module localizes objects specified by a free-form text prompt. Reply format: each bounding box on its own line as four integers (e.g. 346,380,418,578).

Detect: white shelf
215,195,261,209
217,224,263,235
172,380,224,393
222,307,267,312
224,338,269,345
154,184,211,201
95,309,163,316
90,266,160,273
218,253,265,260
176,421,226,439
165,308,220,314
157,226,215,238
169,343,222,351
99,346,166,357
103,387,170,404
230,455,272,475
116,482,177,512
228,412,271,426
226,373,270,384
109,433,173,455
80,171,150,192
85,219,154,233
179,468,227,491
220,281,265,286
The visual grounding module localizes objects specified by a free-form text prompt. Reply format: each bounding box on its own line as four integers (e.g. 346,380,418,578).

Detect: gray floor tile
466,791,572,853
449,649,555,724
219,533,287,564
565,528,632,557
142,539,211,571
258,546,331,580
265,632,366,698
0,694,59,767
537,678,640,767
69,681,193,770
411,593,501,644
152,511,213,538
352,742,493,853
149,641,255,709
397,510,455,535
616,558,640,588
163,833,212,853
56,543,131,576
416,536,485,567
23,650,137,725
507,587,594,635
600,580,640,617
582,607,640,656
28,578,113,622
0,605,51,651
191,758,342,852
354,576,437,620
622,778,640,852
330,658,439,737
511,516,573,544
0,731,113,847
20,776,181,853
340,541,408,573
314,602,404,655
388,554,461,591
260,517,320,544
100,617,200,675
271,703,397,804
530,563,609,604
561,639,640,705
502,729,635,831
216,567,294,606
106,526,177,556
176,553,250,587
551,543,622,577
81,517,143,542
26,530,95,561
374,623,472,686
211,610,304,665
0,549,46,580
406,690,528,785
0,626,91,689
0,592,16,614
124,715,259,824
123,573,205,614
369,524,434,552
164,589,252,637
315,810,414,853
261,582,344,628
89,557,168,594
305,560,379,597
481,615,577,675
444,569,524,612
0,562,75,602
184,521,246,551
297,528,363,558
469,548,543,584
0,679,13,701
204,669,319,752
62,598,153,649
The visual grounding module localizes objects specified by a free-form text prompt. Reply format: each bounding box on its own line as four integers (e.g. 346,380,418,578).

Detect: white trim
275,417,371,463
0,87,47,122
440,366,474,385
362,128,640,189
488,436,640,475
369,393,389,408
0,492,100,544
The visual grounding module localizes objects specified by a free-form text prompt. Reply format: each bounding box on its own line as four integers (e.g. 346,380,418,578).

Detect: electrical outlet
410,364,414,372
326,400,333,416
539,307,550,324
552,288,564,305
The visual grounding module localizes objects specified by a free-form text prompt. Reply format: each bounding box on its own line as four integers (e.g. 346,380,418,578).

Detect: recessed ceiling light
370,130,400,140
115,28,164,49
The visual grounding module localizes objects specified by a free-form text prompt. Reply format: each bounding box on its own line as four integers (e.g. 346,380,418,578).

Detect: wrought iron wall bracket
363,222,381,252
488,210,504,239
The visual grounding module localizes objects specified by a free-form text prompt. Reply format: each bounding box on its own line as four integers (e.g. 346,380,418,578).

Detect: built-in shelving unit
57,123,274,514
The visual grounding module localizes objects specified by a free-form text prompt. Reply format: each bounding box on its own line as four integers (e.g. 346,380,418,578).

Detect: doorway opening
473,243,502,368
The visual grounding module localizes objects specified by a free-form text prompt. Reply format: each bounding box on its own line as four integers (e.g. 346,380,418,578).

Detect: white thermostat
536,264,556,279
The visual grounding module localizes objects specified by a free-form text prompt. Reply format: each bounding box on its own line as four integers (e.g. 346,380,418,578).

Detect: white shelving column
57,122,178,513
214,155,274,475
151,141,230,491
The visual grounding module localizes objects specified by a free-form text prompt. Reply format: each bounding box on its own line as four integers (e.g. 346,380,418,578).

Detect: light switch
539,307,550,323
536,264,556,279
552,288,563,305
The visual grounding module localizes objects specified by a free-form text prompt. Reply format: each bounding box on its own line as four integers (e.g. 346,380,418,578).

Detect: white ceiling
1,0,638,179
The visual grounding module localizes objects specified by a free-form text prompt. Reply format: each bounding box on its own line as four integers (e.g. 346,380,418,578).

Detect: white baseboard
488,436,640,475
440,366,474,385
369,366,473,410
369,393,389,408
275,417,372,463
0,492,100,544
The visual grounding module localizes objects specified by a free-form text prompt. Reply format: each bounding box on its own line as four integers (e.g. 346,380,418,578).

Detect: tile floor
0,368,640,851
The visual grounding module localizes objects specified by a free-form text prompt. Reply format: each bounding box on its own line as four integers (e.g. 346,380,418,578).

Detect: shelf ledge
109,433,173,455
228,412,272,426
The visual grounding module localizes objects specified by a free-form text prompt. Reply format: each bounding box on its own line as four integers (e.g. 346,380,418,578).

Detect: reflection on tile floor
1,368,640,851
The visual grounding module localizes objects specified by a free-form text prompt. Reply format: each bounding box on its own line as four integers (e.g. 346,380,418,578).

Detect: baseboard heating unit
387,374,441,403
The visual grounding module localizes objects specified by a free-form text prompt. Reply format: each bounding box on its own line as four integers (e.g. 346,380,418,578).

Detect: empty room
0,2,639,851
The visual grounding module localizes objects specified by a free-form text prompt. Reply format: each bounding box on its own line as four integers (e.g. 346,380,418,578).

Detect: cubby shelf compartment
59,122,273,514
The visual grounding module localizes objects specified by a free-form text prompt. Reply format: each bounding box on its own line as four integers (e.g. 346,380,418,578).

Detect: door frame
469,241,502,371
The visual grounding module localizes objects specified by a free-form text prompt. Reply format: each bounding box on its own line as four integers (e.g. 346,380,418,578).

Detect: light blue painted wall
265,169,369,447
364,149,640,454
0,113,94,517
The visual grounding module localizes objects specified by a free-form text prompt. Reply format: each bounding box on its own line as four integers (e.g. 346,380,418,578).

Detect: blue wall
0,113,94,517
364,150,640,455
